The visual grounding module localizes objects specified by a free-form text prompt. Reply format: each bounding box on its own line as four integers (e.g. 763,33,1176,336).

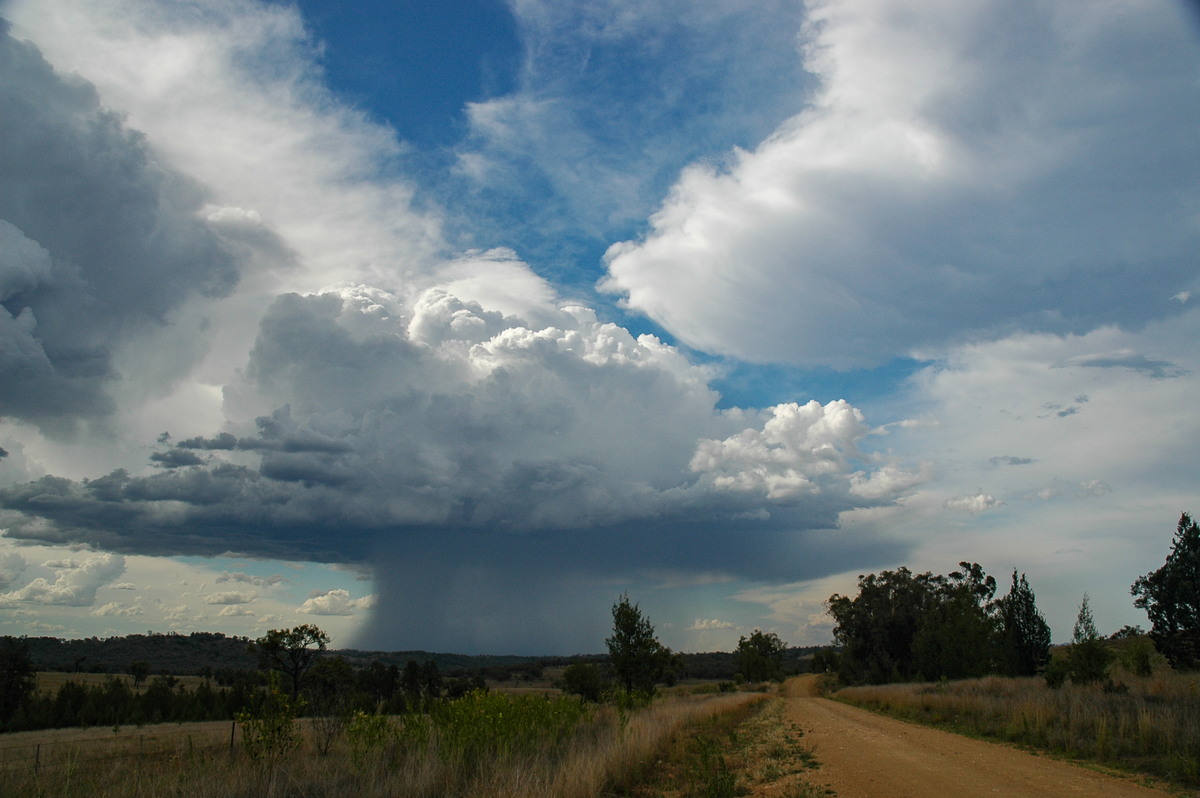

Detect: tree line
0,631,482,734
824,512,1200,686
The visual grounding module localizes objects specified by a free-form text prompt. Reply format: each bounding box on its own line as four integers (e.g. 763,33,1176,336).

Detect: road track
779,676,1187,798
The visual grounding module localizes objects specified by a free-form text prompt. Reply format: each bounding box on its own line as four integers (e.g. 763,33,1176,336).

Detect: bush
561,662,607,702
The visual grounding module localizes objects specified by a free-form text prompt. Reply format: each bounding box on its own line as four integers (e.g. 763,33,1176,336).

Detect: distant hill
23,632,258,675
17,632,827,680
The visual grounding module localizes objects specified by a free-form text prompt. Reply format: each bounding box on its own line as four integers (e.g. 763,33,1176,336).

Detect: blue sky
0,0,1198,655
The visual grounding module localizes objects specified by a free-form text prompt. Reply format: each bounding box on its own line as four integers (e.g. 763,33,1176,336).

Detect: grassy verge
833,670,1200,788
622,690,830,798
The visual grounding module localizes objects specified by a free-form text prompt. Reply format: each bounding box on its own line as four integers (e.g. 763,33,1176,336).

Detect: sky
0,0,1197,656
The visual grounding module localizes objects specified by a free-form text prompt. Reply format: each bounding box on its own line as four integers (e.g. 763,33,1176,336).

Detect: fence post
229,720,236,756
34,742,40,776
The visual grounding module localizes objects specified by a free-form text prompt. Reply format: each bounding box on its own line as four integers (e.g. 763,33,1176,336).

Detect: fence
0,720,243,776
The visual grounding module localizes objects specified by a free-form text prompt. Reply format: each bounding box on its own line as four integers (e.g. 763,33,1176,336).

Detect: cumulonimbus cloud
0,25,242,435
0,278,923,570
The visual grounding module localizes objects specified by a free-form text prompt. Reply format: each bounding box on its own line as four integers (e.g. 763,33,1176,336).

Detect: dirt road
781,676,1184,798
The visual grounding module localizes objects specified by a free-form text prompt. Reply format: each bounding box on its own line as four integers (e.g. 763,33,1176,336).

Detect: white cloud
691,400,876,499
5,0,442,299
92,601,143,617
688,618,734,631
602,0,1200,367
204,591,256,605
215,571,285,588
0,553,125,607
217,605,255,617
944,493,1003,514
297,589,374,617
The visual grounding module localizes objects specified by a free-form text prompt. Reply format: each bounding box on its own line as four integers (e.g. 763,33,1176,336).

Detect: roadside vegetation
833,666,1200,786
822,511,1200,788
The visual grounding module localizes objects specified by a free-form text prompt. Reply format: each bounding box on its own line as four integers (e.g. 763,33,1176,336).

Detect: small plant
235,673,302,796
690,735,737,798
345,710,395,768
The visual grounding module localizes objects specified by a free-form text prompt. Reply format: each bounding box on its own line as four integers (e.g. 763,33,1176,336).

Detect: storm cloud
0,24,241,434
0,281,918,576
2,0,1195,652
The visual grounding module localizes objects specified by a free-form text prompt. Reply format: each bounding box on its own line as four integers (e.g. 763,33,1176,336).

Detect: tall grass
0,690,764,798
834,669,1200,786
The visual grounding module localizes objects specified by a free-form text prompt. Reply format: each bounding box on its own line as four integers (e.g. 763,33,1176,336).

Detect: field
832,668,1200,787
34,671,212,694
0,687,770,798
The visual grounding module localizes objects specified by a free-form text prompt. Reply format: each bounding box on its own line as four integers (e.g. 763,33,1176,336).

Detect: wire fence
0,720,243,776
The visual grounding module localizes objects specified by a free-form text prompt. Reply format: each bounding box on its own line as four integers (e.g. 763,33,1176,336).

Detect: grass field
0,688,768,797
34,671,212,694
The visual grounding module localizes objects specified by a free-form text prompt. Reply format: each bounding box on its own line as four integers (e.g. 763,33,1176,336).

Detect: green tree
250,624,330,700
912,563,1000,681
735,630,787,682
1066,593,1111,684
997,571,1052,676
828,567,939,684
0,636,36,732
128,660,150,689
560,662,606,702
606,593,675,695
1132,512,1200,670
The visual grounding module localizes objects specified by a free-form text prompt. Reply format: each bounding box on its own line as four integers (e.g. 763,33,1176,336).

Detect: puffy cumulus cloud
297,589,374,617
692,400,869,499
688,618,734,631
204,591,256,605
0,553,124,607
602,0,1200,367
217,606,254,617
0,27,242,436
91,601,143,617
943,494,1003,514
215,571,285,588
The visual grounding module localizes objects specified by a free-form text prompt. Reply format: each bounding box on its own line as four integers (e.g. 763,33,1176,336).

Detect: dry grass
0,691,765,798
834,669,1200,787
35,671,211,695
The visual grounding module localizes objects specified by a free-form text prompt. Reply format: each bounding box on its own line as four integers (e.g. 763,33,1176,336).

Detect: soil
776,675,1189,798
